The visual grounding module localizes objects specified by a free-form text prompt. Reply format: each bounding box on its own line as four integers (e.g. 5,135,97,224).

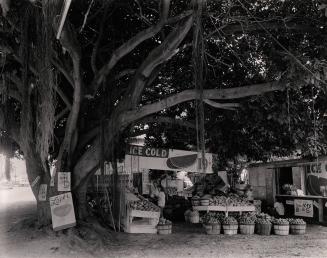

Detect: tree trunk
25,153,52,226
37,199,52,226
4,156,10,181
74,180,89,220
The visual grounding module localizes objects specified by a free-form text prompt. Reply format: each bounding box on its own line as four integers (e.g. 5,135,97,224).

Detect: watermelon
166,154,198,169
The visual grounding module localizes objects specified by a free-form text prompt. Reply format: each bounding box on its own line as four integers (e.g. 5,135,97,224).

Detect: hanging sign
58,172,71,192
294,199,313,217
50,192,76,231
125,145,213,173
38,184,47,201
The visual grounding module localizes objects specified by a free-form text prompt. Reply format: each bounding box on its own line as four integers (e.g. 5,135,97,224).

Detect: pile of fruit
158,217,172,225
200,212,225,224
129,200,160,212
238,212,256,224
207,194,251,207
165,187,178,196
273,218,289,225
222,216,238,225
288,218,306,225
256,213,273,224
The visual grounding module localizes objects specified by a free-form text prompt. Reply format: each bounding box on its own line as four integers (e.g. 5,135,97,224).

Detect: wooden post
318,198,323,223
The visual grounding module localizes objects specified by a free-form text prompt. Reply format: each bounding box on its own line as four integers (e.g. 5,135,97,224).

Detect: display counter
193,205,255,216
275,194,327,223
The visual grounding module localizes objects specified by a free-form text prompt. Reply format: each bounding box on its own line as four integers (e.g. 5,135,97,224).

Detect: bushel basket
274,224,289,236
203,223,221,235
223,224,238,235
239,224,255,235
290,224,306,235
255,223,272,235
157,224,172,234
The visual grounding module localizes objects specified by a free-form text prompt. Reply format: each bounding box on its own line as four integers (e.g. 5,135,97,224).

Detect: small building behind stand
248,157,327,224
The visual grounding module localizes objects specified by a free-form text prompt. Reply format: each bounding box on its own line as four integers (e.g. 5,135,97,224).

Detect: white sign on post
50,192,76,231
58,172,71,192
38,184,47,201
294,199,313,217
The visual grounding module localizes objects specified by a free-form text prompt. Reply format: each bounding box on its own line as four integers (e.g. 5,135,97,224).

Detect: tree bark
37,199,52,226
25,152,52,226
74,179,90,220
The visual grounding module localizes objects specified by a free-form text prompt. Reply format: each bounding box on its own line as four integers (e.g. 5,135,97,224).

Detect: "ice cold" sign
127,145,169,158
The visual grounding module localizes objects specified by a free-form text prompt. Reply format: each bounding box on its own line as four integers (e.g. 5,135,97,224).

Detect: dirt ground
1,187,327,258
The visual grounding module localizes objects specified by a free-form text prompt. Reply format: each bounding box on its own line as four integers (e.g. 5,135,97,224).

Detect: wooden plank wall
248,165,275,205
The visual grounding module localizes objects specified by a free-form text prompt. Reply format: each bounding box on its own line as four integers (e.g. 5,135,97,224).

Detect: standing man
157,186,166,218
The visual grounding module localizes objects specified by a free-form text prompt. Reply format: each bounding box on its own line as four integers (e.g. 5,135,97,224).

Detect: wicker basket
189,211,200,223
223,224,238,235
239,224,255,235
255,223,272,235
290,224,306,235
274,224,289,236
203,223,221,235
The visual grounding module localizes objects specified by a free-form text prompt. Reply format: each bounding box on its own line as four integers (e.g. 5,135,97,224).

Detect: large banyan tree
1,0,327,226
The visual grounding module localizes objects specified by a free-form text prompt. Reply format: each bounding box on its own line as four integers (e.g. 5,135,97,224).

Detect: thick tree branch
203,99,240,110
160,0,171,22
124,16,194,110
137,115,196,129
51,57,74,87
92,10,193,93
75,125,100,154
122,81,286,125
56,22,83,169
55,107,69,121
208,19,319,38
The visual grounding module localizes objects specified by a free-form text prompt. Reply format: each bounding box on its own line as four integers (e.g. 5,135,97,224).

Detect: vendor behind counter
193,173,229,196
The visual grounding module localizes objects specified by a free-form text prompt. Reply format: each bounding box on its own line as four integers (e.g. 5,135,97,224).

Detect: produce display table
122,191,160,233
275,194,327,223
193,205,255,216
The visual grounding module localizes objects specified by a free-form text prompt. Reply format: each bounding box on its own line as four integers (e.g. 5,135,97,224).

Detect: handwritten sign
58,172,71,192
294,199,313,217
38,184,47,201
50,192,76,231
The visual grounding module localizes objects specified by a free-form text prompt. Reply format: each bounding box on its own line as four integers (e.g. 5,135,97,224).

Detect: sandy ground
1,187,327,258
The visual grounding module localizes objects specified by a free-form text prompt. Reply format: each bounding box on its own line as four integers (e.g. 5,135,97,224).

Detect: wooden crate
121,190,160,234
130,209,160,218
